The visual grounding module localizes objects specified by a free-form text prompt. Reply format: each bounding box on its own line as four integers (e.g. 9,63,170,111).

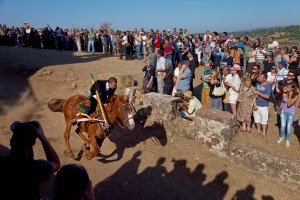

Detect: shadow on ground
94,150,274,200
0,46,108,113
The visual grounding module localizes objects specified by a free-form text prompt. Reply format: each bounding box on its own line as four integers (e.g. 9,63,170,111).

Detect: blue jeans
210,97,223,110
243,57,248,75
135,45,142,60
88,41,94,53
280,111,295,141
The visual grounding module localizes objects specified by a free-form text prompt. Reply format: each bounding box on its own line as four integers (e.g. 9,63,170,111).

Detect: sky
0,0,299,33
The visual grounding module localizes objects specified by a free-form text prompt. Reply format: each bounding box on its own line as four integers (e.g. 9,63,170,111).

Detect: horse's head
108,95,135,130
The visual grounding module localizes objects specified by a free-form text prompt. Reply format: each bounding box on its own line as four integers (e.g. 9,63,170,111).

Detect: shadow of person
293,120,300,144
231,184,255,200
94,151,142,200
262,195,275,200
201,171,229,200
0,144,10,157
98,109,167,163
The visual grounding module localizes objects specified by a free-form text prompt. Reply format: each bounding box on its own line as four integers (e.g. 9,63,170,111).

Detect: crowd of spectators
1,22,300,145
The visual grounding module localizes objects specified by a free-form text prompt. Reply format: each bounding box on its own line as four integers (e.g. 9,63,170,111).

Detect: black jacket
90,80,116,103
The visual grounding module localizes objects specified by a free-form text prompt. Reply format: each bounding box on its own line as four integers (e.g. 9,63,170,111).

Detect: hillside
230,25,300,47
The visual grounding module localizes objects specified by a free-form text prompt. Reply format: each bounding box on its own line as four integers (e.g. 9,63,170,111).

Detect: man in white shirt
134,32,142,60
276,60,289,81
155,50,166,94
267,37,279,50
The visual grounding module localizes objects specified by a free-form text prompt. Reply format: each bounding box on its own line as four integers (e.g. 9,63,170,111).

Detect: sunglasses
253,68,258,70
288,74,294,77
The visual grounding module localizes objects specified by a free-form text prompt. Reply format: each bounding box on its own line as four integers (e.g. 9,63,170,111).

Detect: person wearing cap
179,90,202,121
277,60,289,81
155,49,166,94
252,72,272,141
0,121,61,199
224,64,242,116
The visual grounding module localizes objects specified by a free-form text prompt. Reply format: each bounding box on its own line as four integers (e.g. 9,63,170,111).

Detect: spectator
145,46,157,67
134,31,142,60
164,39,173,61
246,46,257,75
220,49,233,67
0,121,61,199
277,82,299,147
175,37,184,62
181,28,188,39
253,73,272,141
87,28,95,54
177,60,192,93
187,51,196,94
221,65,233,112
203,30,212,42
201,62,213,108
232,46,241,65
277,60,289,81
181,37,190,60
202,42,211,64
119,32,129,60
210,69,223,110
155,50,166,94
243,37,252,75
255,42,266,71
237,77,256,132
172,62,182,96
194,35,203,65
275,48,289,65
267,66,278,102
250,65,260,87
163,59,174,95
213,41,222,69
225,64,242,116
263,55,275,73
53,164,95,200
179,90,202,121
136,60,155,93
154,33,161,53
266,37,279,55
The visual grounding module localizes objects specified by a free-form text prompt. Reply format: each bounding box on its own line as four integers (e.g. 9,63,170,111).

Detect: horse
48,94,135,160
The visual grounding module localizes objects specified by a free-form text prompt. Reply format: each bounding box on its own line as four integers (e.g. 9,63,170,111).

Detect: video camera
174,93,184,98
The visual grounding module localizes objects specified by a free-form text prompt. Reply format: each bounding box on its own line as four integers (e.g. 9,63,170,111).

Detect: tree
100,21,112,31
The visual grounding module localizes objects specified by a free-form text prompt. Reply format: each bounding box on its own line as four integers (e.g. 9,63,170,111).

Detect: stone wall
141,92,238,153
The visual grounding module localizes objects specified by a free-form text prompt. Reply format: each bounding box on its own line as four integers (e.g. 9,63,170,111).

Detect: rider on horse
86,76,118,115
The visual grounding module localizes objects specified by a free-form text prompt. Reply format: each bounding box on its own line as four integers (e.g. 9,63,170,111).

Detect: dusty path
0,46,299,200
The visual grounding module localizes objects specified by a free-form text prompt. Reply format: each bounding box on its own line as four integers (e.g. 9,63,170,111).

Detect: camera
10,121,39,132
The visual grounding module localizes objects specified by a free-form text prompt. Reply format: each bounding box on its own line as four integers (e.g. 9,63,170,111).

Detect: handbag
213,85,225,96
252,99,258,111
222,91,229,103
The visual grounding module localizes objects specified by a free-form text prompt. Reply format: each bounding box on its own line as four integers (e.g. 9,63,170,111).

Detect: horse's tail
48,99,65,112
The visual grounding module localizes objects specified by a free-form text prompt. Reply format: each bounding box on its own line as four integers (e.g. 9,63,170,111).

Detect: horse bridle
114,103,134,129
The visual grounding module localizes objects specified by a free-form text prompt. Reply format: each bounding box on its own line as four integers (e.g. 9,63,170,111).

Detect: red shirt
164,44,173,55
154,37,161,48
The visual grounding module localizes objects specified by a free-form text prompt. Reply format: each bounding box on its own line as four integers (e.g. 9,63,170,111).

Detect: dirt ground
0,46,299,200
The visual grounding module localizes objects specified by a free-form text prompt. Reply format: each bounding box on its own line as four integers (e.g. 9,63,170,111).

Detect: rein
113,103,134,129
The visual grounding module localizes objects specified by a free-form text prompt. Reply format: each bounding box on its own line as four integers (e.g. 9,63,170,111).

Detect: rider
86,77,118,115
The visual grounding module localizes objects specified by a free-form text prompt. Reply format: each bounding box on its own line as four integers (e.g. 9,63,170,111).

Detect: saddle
72,100,109,132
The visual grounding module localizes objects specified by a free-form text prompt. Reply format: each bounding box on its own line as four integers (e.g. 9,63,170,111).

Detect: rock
69,83,77,90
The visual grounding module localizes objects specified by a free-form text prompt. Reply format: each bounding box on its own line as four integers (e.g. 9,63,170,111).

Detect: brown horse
48,94,135,160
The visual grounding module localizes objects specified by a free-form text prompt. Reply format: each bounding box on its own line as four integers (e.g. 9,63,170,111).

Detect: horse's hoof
64,150,75,160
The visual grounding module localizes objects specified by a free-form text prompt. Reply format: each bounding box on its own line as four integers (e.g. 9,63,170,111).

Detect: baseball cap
278,60,287,66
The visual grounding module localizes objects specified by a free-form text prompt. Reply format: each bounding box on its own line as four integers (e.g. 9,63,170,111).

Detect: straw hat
230,64,242,71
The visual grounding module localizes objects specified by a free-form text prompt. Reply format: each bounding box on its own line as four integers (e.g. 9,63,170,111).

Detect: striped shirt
255,47,266,61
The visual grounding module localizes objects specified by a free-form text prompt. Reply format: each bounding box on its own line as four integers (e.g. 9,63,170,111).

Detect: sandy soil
0,46,299,200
